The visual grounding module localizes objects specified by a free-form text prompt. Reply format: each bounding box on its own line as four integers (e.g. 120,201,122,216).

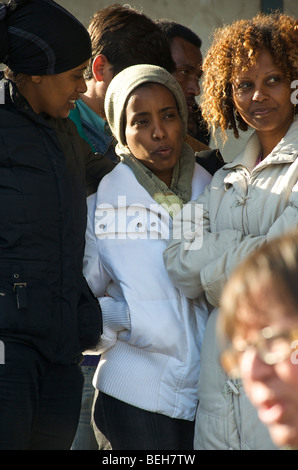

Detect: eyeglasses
220,326,298,378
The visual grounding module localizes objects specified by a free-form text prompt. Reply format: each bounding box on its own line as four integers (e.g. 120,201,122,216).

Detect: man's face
171,36,202,111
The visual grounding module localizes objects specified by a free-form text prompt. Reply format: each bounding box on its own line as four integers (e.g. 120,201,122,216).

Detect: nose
152,119,166,140
252,86,268,102
243,349,273,382
187,77,200,97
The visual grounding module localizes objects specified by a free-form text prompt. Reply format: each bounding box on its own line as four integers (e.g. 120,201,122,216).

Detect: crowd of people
0,0,297,451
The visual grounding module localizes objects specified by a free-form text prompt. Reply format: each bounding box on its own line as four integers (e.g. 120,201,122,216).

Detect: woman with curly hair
164,12,298,449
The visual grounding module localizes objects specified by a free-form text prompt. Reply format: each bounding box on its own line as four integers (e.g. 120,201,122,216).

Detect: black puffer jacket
0,76,115,363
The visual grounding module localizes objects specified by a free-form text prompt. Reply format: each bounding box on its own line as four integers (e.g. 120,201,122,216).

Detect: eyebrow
264,69,282,75
177,63,196,70
132,106,178,116
237,69,282,79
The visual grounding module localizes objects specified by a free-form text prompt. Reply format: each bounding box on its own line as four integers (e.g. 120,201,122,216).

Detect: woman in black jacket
0,0,113,449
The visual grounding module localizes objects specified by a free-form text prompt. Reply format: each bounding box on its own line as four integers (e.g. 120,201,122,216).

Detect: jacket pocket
0,261,53,337
77,281,102,351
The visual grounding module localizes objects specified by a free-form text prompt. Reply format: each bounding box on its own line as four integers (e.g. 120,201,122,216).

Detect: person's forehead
235,286,298,337
171,36,202,66
127,83,176,106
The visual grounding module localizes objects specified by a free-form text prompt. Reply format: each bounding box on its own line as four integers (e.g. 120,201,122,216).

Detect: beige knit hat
104,64,188,148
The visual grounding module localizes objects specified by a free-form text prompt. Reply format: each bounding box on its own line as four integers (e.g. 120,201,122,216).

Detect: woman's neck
257,116,293,159
153,169,172,187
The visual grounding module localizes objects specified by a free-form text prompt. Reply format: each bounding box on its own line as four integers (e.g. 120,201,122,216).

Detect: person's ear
92,54,108,82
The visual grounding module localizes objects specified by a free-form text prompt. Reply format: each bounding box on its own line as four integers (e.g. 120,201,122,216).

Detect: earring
294,104,297,122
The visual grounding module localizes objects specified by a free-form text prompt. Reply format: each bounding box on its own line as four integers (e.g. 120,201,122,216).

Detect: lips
153,145,172,157
252,107,274,116
68,99,77,110
257,399,285,425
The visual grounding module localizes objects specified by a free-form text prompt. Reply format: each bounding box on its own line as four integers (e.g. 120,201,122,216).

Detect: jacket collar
72,99,113,155
223,116,298,173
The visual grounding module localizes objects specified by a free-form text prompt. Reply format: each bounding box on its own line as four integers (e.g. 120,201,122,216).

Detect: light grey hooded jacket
164,117,298,306
164,116,298,449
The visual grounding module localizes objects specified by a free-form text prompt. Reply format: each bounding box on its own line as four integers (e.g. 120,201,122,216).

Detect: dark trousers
0,340,84,450
92,390,195,450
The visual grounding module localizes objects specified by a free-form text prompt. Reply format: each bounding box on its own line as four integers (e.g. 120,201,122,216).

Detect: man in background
69,5,175,165
157,20,224,174
157,20,210,146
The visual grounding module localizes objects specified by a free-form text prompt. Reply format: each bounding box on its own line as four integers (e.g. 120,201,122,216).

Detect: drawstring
234,195,251,207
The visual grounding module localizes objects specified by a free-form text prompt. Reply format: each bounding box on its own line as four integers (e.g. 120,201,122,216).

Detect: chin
57,110,70,119
270,423,298,449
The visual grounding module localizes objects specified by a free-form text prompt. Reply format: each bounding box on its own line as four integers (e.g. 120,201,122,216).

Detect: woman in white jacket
164,12,298,450
83,64,211,449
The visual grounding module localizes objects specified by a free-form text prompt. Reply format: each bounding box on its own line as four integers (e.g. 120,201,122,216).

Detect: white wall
2,0,297,161
55,0,298,162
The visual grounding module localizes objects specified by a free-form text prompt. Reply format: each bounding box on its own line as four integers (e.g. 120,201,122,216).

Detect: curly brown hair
201,12,298,140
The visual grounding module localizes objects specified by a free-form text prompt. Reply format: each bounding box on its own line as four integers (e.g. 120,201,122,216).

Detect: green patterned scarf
117,142,195,218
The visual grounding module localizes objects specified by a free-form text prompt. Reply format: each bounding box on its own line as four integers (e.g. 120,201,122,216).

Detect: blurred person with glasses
219,229,298,450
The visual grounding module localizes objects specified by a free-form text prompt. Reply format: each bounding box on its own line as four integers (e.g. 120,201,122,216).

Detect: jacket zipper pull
13,283,28,309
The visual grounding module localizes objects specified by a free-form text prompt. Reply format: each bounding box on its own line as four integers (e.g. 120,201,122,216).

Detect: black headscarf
0,0,91,75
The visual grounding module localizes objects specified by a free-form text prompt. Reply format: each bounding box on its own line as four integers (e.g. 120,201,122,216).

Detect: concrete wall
59,0,261,55
2,0,297,161
53,0,298,161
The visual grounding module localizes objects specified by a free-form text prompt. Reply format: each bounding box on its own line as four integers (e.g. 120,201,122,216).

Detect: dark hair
3,67,28,88
84,4,175,80
156,20,202,49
